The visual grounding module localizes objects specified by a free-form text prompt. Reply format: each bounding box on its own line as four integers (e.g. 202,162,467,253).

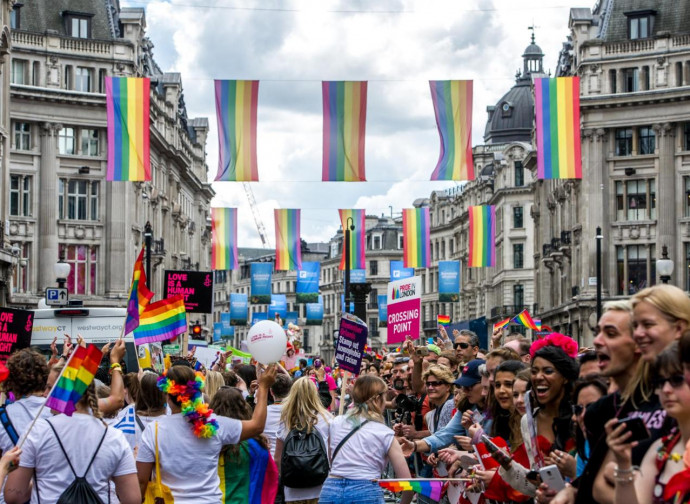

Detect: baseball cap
427,344,442,356
453,359,486,388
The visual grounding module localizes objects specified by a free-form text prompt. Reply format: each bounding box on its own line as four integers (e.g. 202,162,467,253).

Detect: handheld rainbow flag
468,205,496,267
219,438,279,504
534,77,582,179
322,81,367,182
534,319,542,331
403,207,431,268
46,345,103,416
274,209,301,271
124,248,155,335
338,209,366,270
429,80,474,181
212,208,239,270
105,77,151,181
512,309,538,331
378,480,442,501
494,317,511,331
437,315,451,327
133,295,187,345
215,80,259,182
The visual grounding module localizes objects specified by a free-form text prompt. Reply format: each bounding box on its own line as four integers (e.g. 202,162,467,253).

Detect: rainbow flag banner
322,81,367,182
338,209,366,270
215,80,259,182
124,248,154,335
429,80,474,181
437,315,451,327
494,317,511,331
133,295,187,346
46,345,103,416
378,480,443,501
403,207,431,268
512,309,538,331
274,209,301,271
212,208,239,270
534,77,582,179
105,77,151,181
468,205,496,267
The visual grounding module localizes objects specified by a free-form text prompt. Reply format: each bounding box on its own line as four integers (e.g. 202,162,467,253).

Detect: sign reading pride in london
386,275,421,344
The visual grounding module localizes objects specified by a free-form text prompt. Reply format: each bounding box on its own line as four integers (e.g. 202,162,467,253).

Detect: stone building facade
0,0,14,306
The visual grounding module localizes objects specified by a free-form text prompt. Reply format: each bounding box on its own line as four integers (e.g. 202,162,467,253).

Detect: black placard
0,308,33,362
164,270,214,314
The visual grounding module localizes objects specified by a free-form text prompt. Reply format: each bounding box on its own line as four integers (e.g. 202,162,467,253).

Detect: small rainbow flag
215,80,259,182
429,80,474,181
512,309,538,331
274,209,301,271
133,295,187,345
378,480,442,501
124,248,154,335
106,77,151,181
212,208,239,270
338,209,366,270
494,317,511,331
468,205,496,267
322,81,367,182
534,319,542,331
46,345,103,416
534,77,582,179
403,207,431,268
437,315,451,327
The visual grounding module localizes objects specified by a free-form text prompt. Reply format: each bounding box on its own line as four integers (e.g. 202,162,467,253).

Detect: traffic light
190,322,202,337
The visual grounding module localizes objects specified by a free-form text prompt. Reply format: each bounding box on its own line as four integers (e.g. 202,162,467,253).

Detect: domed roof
480,163,495,178
523,41,544,56
483,79,534,144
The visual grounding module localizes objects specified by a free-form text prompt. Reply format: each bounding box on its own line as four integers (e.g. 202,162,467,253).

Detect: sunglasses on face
425,380,447,388
454,342,470,350
653,374,687,390
572,404,584,416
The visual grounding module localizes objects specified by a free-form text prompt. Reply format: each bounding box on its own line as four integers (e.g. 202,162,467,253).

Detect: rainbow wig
157,370,219,438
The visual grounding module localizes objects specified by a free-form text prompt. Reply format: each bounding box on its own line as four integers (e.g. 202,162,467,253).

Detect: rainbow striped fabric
211,208,239,270
429,80,474,181
534,319,542,331
133,295,187,345
274,209,301,271
403,207,431,268
494,317,511,331
46,345,103,416
378,480,442,501
219,438,278,504
215,80,259,182
338,209,366,270
322,81,367,182
534,77,582,179
124,248,154,335
468,205,496,267
437,315,451,327
512,309,538,330
105,77,151,181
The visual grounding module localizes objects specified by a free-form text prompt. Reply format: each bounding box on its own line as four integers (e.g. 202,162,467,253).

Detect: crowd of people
0,283,688,503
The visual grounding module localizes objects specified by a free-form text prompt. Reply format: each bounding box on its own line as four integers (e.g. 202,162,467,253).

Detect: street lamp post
144,221,153,285
343,217,354,315
657,245,674,284
596,227,603,323
54,255,71,290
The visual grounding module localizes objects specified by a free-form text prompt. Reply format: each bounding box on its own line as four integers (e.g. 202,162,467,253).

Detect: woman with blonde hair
204,370,225,402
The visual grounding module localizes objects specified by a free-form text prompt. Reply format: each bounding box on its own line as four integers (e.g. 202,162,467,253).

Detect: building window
628,15,652,40
59,244,98,295
513,206,524,228
58,179,99,220
66,15,91,39
11,60,26,85
685,177,690,217
515,161,524,186
398,234,403,249
609,69,617,93
684,123,690,151
13,122,30,150
372,235,381,250
10,4,21,30
686,243,690,292
622,68,639,93
638,126,655,154
616,179,656,221
81,129,99,156
370,260,378,276
513,284,524,311
513,243,524,269
615,128,633,156
75,67,91,92
59,127,76,155
617,244,655,295
10,175,31,217
11,243,29,294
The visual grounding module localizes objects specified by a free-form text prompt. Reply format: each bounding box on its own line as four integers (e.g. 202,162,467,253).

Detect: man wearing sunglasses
453,330,479,365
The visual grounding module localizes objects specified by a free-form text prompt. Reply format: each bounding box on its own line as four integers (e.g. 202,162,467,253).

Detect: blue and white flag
113,406,137,435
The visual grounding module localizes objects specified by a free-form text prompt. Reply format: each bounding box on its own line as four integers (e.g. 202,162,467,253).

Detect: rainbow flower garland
158,371,219,438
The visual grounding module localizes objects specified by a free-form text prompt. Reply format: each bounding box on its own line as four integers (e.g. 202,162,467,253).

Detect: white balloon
246,320,287,364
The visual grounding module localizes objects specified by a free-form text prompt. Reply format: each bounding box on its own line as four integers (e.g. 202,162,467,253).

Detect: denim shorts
318,478,384,504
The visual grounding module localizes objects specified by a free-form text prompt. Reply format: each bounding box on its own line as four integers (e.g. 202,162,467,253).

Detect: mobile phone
539,465,566,492
618,416,650,441
415,346,430,356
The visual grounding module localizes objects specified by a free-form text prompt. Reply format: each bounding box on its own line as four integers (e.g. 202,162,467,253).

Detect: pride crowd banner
250,263,272,304
438,261,460,302
230,293,248,325
387,276,421,344
403,208,431,268
390,261,414,281
468,205,496,267
306,296,324,325
296,262,320,304
211,208,238,271
274,209,301,271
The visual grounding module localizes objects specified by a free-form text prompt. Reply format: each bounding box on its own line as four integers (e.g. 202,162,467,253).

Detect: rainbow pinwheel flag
274,209,301,271
106,77,151,181
338,209,366,270
133,295,187,345
534,77,582,179
437,315,451,327
429,80,474,181
378,480,443,501
124,248,154,335
403,207,431,268
468,205,496,267
494,317,511,331
212,208,239,270
512,309,538,330
322,81,367,182
215,80,259,182
46,345,103,416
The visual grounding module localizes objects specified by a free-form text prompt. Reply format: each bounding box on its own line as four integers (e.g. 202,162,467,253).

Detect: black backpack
280,426,329,488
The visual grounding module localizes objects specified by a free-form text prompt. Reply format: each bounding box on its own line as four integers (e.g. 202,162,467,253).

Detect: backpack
280,426,329,488
44,420,109,504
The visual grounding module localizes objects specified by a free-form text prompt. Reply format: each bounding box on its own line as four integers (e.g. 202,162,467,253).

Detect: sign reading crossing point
386,275,421,345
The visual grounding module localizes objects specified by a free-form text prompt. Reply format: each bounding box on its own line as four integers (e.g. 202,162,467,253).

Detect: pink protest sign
386,276,421,344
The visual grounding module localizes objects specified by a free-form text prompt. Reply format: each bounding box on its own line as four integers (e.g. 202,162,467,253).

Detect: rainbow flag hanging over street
212,208,239,270
429,80,474,181
133,295,187,345
534,77,582,179
274,209,301,271
105,77,151,181
338,209,366,270
403,207,431,268
322,81,367,182
378,480,442,501
494,317,511,331
437,315,451,327
46,345,103,416
512,309,538,331
214,80,259,182
124,248,154,335
468,205,496,267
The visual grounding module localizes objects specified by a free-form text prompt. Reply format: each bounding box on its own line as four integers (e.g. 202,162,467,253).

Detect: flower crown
529,333,579,359
157,371,219,438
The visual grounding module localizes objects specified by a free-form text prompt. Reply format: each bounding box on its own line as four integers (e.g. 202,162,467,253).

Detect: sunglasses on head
653,374,686,390
454,342,470,349
425,380,448,388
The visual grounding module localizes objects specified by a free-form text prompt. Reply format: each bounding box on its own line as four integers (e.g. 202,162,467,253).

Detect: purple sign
335,314,368,374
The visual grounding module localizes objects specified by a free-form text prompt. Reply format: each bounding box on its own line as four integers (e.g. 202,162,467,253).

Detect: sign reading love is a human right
386,275,421,344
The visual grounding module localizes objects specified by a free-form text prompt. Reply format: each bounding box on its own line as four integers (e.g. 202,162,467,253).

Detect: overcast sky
123,0,575,248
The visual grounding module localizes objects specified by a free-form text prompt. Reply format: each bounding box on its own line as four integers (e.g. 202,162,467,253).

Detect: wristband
109,363,122,375
412,440,418,453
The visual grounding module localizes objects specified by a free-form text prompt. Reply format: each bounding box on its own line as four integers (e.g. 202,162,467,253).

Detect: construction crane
243,182,271,248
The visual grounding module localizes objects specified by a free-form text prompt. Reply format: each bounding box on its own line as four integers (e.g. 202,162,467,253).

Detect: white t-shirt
278,413,331,502
264,403,283,457
137,413,242,503
19,413,136,503
328,415,394,480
